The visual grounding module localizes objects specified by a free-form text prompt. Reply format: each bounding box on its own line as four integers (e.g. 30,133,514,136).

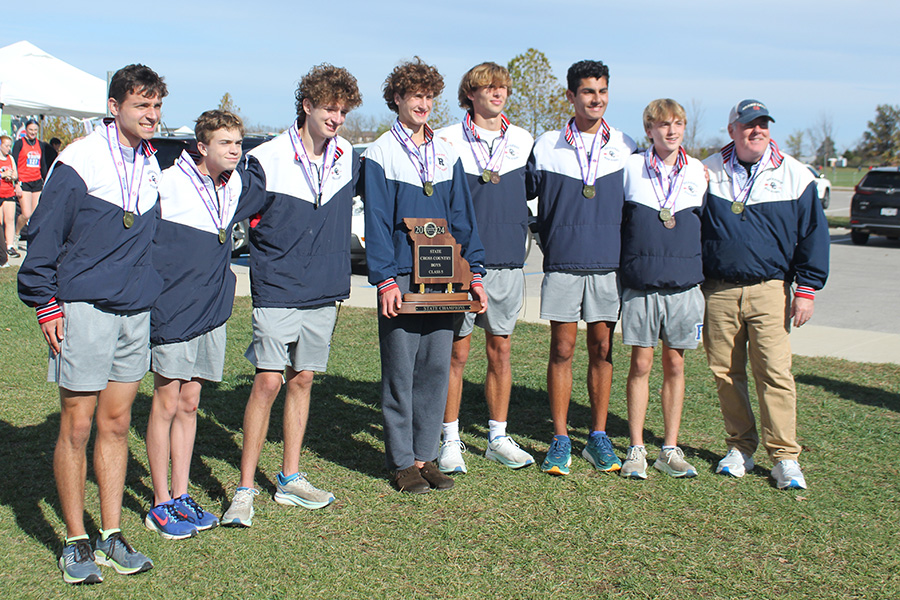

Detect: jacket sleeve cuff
794,285,816,300
470,273,484,289
377,278,398,295
36,298,63,324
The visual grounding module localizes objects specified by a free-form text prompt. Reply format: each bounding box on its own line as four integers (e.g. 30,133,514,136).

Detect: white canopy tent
0,41,106,119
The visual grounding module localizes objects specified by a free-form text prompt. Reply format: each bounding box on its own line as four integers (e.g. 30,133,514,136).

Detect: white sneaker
620,445,648,479
485,436,534,469
221,487,259,527
437,440,467,474
771,460,808,489
716,447,754,478
274,473,335,509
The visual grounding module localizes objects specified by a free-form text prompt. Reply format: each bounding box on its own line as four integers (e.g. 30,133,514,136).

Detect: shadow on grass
0,404,152,556
796,373,900,412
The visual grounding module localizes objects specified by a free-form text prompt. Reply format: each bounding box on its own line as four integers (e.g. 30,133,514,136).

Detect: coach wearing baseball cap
700,99,829,490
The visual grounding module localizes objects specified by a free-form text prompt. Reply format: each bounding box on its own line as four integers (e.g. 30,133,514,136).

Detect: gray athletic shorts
48,302,150,392
455,268,524,337
151,324,227,382
245,304,337,372
540,270,621,323
621,286,705,349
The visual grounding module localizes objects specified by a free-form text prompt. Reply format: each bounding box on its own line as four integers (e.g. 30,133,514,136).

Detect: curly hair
457,62,511,112
195,110,244,145
382,57,444,113
294,64,362,126
108,64,168,103
642,99,686,133
566,60,609,93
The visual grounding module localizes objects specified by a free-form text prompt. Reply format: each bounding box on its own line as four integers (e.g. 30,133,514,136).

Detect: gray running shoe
654,447,698,478
221,487,259,527
58,539,103,584
621,445,648,479
437,439,467,474
94,532,153,575
274,474,335,509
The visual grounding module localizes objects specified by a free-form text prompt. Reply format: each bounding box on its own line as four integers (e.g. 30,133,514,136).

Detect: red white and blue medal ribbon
176,150,230,239
462,113,509,178
105,120,145,224
722,140,782,210
289,123,339,208
565,117,610,192
645,146,687,216
391,118,435,192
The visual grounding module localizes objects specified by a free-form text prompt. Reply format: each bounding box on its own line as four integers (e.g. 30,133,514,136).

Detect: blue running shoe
58,539,103,584
94,531,153,575
174,494,219,531
582,432,622,472
144,501,198,540
541,435,572,475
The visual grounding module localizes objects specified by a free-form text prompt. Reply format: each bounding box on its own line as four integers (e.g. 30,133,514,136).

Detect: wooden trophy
397,217,482,314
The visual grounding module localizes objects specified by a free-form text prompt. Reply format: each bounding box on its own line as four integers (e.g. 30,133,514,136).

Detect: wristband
377,278,398,295
36,298,63,324
794,285,816,300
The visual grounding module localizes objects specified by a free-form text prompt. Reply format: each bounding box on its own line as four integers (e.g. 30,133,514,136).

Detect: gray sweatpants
378,278,454,471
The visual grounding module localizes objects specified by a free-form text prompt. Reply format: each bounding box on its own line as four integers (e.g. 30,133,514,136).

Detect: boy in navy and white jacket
145,110,265,540
221,64,362,526
526,59,635,477
363,58,486,494
618,98,707,481
18,64,167,585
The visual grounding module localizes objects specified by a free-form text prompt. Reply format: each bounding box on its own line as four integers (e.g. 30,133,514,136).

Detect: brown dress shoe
419,461,455,490
394,465,431,494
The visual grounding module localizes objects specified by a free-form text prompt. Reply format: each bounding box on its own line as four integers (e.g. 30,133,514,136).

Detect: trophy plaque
397,217,482,314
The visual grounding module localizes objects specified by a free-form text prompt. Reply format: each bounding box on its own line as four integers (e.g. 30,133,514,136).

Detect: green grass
827,216,850,228
1,266,898,598
823,167,866,188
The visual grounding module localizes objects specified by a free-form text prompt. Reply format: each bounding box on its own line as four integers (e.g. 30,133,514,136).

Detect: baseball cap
728,99,775,125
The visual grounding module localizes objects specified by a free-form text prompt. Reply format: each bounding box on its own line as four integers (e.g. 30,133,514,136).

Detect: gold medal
424,182,434,196
659,208,672,222
482,169,492,183
731,201,744,214
582,184,595,199
663,217,676,230
491,172,501,184
123,211,135,228
218,228,227,244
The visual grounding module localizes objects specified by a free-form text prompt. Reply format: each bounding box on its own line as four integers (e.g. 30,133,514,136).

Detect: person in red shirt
11,120,48,243
0,135,19,259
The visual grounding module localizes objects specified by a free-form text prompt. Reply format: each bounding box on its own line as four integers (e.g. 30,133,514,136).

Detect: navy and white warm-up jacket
435,121,533,269
620,151,708,291
150,152,266,345
362,129,485,286
526,125,636,272
701,143,829,294
18,125,162,317
247,130,358,308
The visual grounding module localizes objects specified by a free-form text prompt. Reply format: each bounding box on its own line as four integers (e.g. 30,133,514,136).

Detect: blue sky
8,0,899,153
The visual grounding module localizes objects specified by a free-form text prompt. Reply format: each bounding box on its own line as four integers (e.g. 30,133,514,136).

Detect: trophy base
397,292,482,314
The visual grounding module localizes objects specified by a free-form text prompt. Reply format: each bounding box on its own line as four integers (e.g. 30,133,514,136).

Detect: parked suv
152,131,274,255
850,167,900,245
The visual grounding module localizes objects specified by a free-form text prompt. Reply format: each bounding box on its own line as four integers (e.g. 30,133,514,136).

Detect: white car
804,164,832,209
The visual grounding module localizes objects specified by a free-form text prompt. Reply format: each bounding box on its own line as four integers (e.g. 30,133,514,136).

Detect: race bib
26,152,40,168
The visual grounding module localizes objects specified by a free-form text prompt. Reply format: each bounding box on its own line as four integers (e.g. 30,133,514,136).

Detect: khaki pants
702,279,800,461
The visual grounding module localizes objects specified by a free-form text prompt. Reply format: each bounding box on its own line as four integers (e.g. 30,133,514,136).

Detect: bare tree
683,98,706,156
806,113,835,167
217,92,242,117
428,95,460,130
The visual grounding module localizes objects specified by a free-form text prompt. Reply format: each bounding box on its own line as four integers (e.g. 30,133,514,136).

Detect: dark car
849,167,900,245
152,131,274,255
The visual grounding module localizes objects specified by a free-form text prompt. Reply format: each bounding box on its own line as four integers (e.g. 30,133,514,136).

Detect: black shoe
7,247,20,258
419,461,455,490
394,466,431,494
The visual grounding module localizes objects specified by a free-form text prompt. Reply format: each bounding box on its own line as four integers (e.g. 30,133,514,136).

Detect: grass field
1,266,898,599
823,167,866,188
